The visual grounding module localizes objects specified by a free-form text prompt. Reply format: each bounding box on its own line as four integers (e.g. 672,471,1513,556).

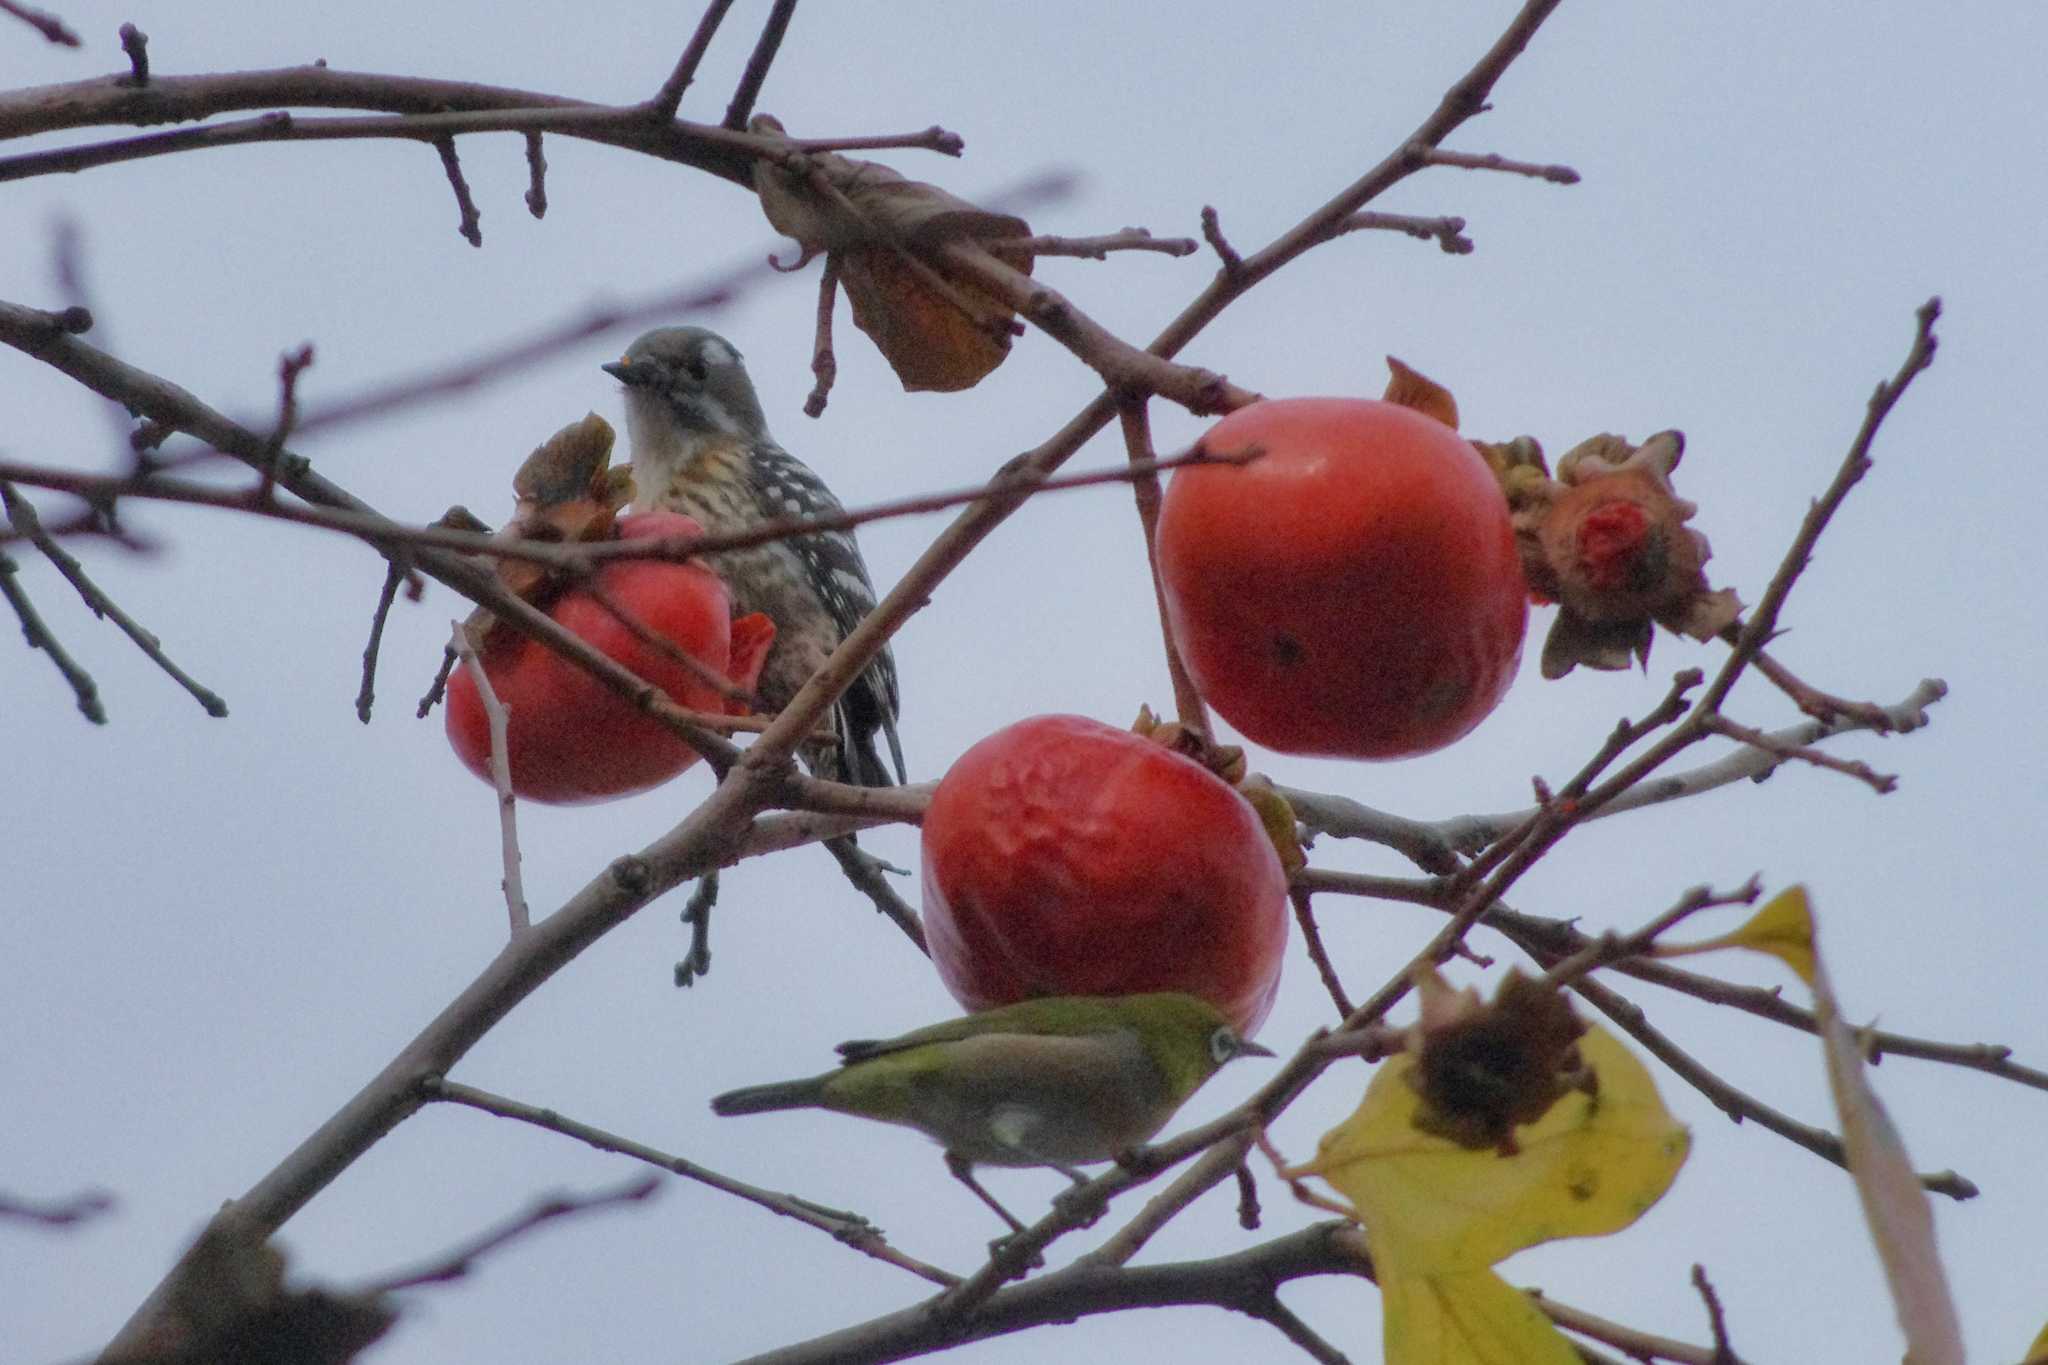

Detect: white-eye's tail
709,1076,829,1115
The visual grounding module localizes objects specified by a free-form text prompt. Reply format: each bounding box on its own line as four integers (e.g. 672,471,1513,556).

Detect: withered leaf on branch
448,412,635,650
1382,355,1460,430
750,114,1034,392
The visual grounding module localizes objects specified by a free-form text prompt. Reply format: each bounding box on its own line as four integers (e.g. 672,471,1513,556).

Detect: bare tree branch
363,1175,660,1294
649,0,738,121
0,480,226,715
425,1079,959,1287
722,0,800,131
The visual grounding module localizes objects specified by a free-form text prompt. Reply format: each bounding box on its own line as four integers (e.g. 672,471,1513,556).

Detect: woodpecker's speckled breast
606,325,905,787
624,415,847,727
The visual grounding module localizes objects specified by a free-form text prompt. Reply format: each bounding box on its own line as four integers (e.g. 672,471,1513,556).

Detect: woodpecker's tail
839,721,905,789
710,1076,830,1116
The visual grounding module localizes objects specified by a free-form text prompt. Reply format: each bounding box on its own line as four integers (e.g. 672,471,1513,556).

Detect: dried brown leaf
1382,356,1460,430
750,114,1033,392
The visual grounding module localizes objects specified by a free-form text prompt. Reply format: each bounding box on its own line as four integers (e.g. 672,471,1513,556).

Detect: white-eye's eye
1208,1026,1239,1064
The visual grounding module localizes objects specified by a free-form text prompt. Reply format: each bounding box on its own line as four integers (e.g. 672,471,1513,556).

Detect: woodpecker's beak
603,358,651,387
1238,1040,1277,1059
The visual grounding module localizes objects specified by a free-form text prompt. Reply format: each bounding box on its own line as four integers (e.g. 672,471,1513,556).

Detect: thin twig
1702,713,1897,794
425,1079,959,1287
253,343,313,503
822,837,927,952
1329,210,1472,254
722,0,799,131
116,22,147,82
674,871,718,987
803,253,839,417
1572,975,1976,1200
1118,399,1209,738
1199,205,1241,274
1246,1293,1353,1365
364,1175,661,1293
1417,145,1578,183
432,135,482,246
1739,639,1898,731
0,546,102,721
49,218,138,458
1290,887,1355,1017
0,481,226,715
648,0,738,120
1690,1264,1742,1365
1426,680,1946,853
1539,877,1762,991
355,560,405,723
1538,1293,1730,1365
521,131,547,217
788,126,963,156
0,0,78,45
417,646,458,717
1234,1161,1261,1230
1081,1131,1256,1270
449,621,529,937
1701,299,1941,717
988,229,1199,259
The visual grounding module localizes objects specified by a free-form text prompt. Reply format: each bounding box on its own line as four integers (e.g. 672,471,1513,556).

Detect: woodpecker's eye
683,354,709,382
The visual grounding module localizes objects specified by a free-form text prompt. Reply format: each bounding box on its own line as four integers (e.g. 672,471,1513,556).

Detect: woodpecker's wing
746,439,906,786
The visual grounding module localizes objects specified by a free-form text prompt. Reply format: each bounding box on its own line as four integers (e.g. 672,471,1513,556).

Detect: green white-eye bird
709,992,1274,1232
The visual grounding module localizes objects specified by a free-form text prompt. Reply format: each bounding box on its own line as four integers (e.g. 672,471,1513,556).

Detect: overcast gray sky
6,3,2045,1362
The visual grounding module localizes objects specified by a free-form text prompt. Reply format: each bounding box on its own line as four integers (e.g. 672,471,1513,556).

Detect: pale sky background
5,3,2045,1362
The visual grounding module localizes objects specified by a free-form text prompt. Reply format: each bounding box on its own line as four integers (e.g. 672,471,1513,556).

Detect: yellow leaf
1289,1024,1683,1365
1295,1025,1688,1269
1658,883,1817,984
1380,1268,1583,1365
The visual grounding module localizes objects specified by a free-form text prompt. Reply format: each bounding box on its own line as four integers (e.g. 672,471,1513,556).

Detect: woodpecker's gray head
603,327,770,441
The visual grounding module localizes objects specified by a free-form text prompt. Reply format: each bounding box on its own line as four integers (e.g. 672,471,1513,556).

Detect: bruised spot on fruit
1270,632,1305,667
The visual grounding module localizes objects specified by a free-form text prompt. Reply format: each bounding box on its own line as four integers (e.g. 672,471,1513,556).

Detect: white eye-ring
1209,1027,1240,1064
